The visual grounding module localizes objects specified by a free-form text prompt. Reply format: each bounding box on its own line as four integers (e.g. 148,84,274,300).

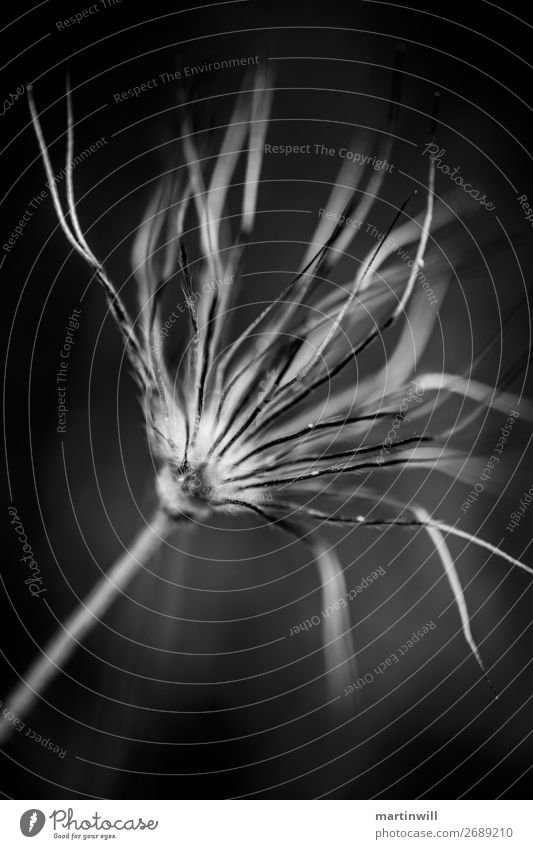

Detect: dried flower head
4,62,532,743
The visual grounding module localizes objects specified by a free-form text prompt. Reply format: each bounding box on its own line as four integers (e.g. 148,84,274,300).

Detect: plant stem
311,536,357,703
0,508,173,744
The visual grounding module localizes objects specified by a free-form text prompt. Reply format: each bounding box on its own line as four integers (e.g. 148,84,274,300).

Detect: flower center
176,463,213,500
156,461,217,521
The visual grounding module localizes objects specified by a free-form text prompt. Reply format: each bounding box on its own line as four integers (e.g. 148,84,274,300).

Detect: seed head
28,63,533,700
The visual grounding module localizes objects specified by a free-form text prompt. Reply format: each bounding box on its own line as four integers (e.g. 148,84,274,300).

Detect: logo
20,809,46,837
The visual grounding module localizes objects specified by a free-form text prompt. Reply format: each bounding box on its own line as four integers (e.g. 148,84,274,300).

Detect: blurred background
1,0,532,799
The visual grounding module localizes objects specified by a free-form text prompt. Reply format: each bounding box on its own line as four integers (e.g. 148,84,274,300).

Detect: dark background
1,0,532,799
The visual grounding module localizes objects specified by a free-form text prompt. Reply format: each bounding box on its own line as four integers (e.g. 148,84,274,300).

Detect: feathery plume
2,62,531,742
